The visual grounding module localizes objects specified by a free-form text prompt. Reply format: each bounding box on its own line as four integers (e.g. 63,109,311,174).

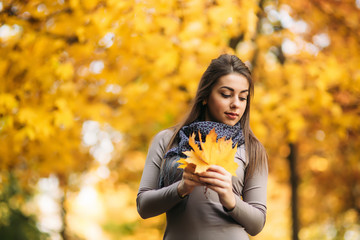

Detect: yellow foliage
308,156,329,172
236,40,256,62
54,99,75,128
81,0,98,10
177,129,238,175
0,60,9,79
0,93,18,113
55,62,75,81
154,48,179,76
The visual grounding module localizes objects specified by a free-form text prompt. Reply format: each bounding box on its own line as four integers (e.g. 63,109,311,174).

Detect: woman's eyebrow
220,86,249,93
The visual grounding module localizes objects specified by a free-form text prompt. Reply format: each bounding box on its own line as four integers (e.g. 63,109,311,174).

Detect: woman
137,54,268,239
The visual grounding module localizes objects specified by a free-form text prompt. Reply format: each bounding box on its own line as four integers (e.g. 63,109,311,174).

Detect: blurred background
0,0,360,239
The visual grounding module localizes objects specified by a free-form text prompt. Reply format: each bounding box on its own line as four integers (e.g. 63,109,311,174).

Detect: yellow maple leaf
177,128,239,176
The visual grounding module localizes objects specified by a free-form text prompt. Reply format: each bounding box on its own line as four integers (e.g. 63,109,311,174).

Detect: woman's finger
199,166,231,181
198,165,233,189
199,171,226,181
199,176,230,188
205,165,230,175
184,163,196,173
186,172,201,183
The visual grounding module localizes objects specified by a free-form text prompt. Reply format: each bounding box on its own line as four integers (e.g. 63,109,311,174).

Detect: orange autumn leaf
177,128,239,176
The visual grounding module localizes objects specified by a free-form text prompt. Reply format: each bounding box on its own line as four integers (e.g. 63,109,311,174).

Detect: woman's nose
230,97,240,108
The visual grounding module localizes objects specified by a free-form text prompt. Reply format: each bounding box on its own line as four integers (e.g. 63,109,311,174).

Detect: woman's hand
199,165,236,210
177,163,202,198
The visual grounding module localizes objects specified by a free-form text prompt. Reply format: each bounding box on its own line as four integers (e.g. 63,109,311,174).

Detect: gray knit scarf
159,121,245,187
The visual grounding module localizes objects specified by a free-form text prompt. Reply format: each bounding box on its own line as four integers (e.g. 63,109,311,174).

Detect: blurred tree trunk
60,186,68,240
272,32,299,240
288,143,299,240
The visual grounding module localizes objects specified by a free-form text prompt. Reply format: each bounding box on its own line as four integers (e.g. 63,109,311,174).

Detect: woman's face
205,73,249,126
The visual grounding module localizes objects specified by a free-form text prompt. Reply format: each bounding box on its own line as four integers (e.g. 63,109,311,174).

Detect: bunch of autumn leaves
177,129,239,176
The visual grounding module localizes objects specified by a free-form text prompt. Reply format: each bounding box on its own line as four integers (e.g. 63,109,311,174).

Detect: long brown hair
167,54,267,179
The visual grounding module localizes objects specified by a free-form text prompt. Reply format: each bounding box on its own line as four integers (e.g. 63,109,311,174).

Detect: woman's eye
221,93,231,98
239,97,247,101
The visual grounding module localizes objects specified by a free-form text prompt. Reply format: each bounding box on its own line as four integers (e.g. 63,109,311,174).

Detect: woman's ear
202,99,207,105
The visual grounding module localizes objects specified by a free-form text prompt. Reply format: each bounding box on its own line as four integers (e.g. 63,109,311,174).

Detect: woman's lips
225,112,238,120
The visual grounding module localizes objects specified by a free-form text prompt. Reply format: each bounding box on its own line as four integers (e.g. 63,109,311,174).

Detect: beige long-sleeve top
137,129,268,240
